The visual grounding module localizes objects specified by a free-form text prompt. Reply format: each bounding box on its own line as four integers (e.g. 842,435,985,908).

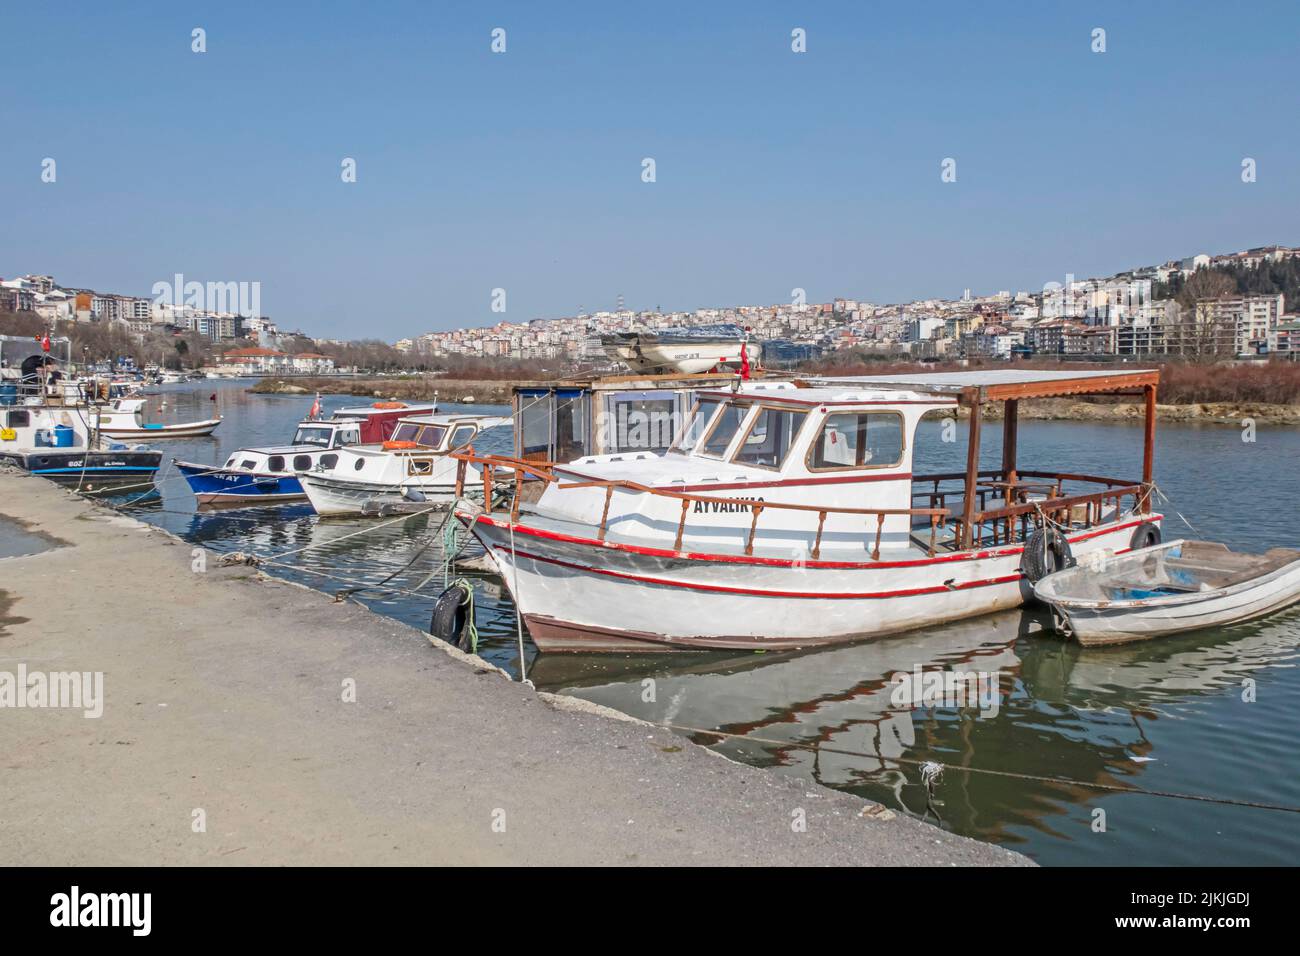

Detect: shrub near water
797,356,1300,407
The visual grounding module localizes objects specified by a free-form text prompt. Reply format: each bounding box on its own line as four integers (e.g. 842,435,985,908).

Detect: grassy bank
251,376,514,404
253,369,1300,424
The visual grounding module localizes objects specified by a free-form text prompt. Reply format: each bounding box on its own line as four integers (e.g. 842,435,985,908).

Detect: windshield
732,406,807,470
391,422,447,448
293,426,334,447
668,399,721,455
699,402,751,458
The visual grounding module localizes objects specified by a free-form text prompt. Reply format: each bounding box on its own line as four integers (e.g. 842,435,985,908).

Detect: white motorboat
301,412,510,516
1034,539,1300,646
96,398,221,440
601,325,760,375
453,368,1168,653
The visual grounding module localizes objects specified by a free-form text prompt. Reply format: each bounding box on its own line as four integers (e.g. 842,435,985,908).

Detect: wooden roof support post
961,388,983,550
1001,398,1019,503
1141,383,1156,513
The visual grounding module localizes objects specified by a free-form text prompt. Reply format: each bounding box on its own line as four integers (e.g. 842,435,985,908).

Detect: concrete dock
0,473,1030,866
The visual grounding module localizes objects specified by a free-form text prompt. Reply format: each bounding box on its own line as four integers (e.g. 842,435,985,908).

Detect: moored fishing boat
175,400,437,506
0,403,161,490
1034,539,1300,645
96,398,221,440
301,412,509,516
452,368,1168,652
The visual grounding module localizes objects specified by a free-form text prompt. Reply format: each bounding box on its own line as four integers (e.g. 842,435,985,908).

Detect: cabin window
293,426,333,447
699,402,750,458
293,455,313,471
607,391,677,455
320,454,338,469
449,425,476,449
416,425,447,448
808,412,905,470
409,458,433,476
514,388,589,463
732,407,807,470
391,423,419,443
354,458,366,471
240,459,257,470
668,399,720,455
6,409,30,428
334,430,358,448
224,456,236,468
267,456,286,472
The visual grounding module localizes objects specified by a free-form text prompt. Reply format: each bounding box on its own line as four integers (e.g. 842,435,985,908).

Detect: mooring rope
663,722,1300,815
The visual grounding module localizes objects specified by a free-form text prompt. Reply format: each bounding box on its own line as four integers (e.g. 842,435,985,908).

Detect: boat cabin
381,413,499,453
0,404,90,452
512,371,792,465
331,402,438,443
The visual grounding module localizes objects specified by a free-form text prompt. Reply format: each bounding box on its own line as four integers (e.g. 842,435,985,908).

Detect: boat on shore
176,401,437,506
301,412,509,516
600,324,760,375
1035,539,1300,645
452,368,1168,653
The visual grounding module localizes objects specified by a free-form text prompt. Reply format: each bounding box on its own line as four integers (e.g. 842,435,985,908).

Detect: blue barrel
52,424,75,447
0,383,15,406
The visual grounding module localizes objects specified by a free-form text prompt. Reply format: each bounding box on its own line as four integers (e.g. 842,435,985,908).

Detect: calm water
110,380,1300,865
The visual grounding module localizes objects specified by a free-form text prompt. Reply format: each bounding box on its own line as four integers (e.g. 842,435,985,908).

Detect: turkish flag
41,332,50,353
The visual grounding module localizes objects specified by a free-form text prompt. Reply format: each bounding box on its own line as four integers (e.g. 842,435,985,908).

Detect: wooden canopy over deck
808,368,1160,549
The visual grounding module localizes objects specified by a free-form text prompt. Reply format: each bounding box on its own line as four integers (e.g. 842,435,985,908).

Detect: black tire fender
1129,521,1162,552
429,585,470,649
1021,527,1075,584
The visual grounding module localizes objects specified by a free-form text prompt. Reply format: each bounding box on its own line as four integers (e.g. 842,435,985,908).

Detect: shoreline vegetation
253,358,1300,425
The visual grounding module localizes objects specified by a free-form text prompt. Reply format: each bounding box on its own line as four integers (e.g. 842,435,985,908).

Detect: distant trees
1156,259,1300,311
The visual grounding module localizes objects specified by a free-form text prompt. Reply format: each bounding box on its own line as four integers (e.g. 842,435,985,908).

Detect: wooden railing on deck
913,470,1151,549
452,451,950,559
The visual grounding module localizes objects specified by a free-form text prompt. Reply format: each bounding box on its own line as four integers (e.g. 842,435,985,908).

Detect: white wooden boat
1034,539,1300,646
96,398,221,439
453,368,1169,653
301,413,509,516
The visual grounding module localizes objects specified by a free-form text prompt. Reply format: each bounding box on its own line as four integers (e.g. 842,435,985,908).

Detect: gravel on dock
0,474,1031,866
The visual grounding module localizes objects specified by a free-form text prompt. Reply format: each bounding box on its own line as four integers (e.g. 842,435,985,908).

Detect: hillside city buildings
5,244,1298,373
398,245,1300,365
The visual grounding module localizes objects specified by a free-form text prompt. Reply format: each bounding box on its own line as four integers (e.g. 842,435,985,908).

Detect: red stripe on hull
508,545,1026,599
470,513,1160,571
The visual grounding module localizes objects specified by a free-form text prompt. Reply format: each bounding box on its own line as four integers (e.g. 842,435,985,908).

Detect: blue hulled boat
176,401,435,506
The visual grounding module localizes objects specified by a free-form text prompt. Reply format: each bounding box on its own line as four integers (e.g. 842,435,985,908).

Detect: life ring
429,585,471,650
372,401,407,409
1129,521,1162,552
382,440,419,450
1021,527,1075,583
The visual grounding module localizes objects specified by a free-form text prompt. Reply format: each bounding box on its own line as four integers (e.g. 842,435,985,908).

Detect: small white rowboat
1035,539,1300,646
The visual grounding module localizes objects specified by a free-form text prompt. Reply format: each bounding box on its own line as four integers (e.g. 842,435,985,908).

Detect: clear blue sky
2,1,1296,339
